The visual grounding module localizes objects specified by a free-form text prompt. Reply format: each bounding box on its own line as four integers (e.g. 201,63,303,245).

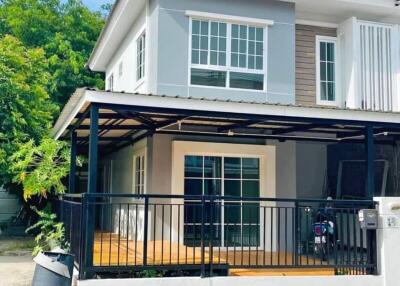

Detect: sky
82,0,114,11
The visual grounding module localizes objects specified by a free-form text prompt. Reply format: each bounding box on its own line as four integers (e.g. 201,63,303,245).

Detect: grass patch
0,238,35,255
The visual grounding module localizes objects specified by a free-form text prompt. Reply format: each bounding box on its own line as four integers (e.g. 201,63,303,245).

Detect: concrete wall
296,142,328,199
155,0,295,103
100,139,149,238
105,0,296,104
99,136,332,245
79,273,383,286
105,4,147,93
0,188,20,225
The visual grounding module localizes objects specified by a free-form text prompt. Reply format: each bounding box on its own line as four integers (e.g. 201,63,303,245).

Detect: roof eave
86,0,121,71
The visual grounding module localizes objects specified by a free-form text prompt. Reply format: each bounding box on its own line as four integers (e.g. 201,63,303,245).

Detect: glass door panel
183,155,260,247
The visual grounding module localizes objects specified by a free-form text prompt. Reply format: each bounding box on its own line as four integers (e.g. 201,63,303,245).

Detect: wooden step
229,268,335,276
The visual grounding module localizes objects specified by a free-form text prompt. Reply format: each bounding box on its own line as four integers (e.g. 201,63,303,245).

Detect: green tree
0,0,105,106
0,0,106,187
0,35,57,188
10,138,79,201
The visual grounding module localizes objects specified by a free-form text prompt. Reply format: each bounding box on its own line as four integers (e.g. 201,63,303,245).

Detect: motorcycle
312,199,336,261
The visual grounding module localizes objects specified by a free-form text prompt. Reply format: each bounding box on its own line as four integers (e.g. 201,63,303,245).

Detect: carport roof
52,88,400,153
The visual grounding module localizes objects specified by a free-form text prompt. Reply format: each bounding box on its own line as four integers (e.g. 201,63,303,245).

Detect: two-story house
52,0,400,285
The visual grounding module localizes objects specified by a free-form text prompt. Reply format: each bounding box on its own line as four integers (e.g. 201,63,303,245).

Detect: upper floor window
190,18,266,91
136,32,145,81
107,74,114,91
316,36,338,106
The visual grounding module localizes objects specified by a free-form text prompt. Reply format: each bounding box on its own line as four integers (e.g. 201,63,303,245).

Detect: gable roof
87,0,146,71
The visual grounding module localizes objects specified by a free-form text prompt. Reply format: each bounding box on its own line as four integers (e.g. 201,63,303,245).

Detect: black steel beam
68,131,77,194
272,123,334,135
65,105,91,137
70,124,145,130
93,102,397,128
84,104,99,278
157,129,340,143
365,126,375,199
118,110,157,128
77,136,135,142
100,129,153,155
217,120,263,132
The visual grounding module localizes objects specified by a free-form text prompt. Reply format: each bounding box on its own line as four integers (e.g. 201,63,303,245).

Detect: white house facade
52,1,400,285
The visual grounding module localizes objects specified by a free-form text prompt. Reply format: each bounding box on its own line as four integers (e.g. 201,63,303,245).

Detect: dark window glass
204,156,222,178
184,179,202,196
225,225,241,246
224,180,240,197
320,82,327,101
204,179,221,196
184,155,203,177
242,203,260,224
327,82,335,101
242,225,259,246
242,158,259,179
184,202,202,223
242,180,259,197
191,68,226,87
225,203,241,223
224,157,241,179
229,72,263,90
320,42,326,61
327,42,335,61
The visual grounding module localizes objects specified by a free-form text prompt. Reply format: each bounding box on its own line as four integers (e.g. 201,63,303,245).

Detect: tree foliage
0,35,57,187
0,0,105,106
26,206,69,255
0,0,106,189
10,138,83,201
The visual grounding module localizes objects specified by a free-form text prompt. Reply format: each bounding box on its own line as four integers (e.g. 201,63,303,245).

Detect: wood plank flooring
93,232,335,276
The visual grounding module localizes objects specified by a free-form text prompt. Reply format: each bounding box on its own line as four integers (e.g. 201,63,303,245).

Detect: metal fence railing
56,194,84,270
58,193,377,279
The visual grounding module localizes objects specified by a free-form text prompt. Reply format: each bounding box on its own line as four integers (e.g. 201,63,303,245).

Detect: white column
375,197,400,286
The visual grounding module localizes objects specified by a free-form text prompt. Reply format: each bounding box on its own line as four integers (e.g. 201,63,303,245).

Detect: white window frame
136,30,146,84
315,35,340,106
187,12,271,92
133,149,146,195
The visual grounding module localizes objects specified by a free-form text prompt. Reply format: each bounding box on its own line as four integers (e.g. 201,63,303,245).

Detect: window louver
358,22,394,111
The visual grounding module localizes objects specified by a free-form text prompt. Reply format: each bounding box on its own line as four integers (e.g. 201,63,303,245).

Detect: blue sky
82,0,114,11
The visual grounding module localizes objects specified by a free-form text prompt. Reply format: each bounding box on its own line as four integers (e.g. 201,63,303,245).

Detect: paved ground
0,255,35,286
0,237,35,286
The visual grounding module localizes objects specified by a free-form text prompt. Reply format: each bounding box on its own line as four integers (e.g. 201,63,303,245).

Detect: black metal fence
58,193,377,279
57,194,84,270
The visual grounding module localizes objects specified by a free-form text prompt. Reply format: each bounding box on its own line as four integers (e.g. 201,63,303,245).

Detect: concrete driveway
0,254,35,286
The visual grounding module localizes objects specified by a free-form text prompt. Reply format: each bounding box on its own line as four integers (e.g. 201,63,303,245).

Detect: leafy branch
10,137,83,201
26,206,69,256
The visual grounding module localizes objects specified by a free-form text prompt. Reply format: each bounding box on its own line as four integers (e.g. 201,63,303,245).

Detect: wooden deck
93,232,335,276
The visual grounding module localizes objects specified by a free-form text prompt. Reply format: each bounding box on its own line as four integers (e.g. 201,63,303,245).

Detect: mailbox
358,209,378,229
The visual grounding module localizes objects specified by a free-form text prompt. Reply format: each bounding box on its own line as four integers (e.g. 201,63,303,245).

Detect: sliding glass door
183,155,260,247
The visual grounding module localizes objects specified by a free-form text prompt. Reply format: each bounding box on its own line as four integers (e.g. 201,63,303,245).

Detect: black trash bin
32,251,74,286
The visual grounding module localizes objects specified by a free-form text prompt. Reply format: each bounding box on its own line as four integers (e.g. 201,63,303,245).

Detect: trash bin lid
33,252,71,278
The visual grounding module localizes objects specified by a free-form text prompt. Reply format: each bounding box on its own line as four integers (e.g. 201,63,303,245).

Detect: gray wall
153,0,295,104
0,188,20,226
296,142,328,199
295,24,337,106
